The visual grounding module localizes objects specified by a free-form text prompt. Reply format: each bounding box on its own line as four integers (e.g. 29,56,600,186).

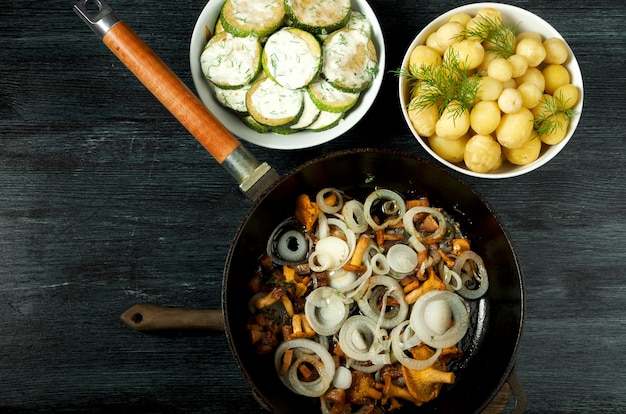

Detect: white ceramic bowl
190,0,385,150
399,3,583,178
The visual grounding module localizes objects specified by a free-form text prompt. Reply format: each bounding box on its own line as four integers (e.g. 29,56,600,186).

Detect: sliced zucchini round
307,79,360,113
289,91,321,130
246,77,304,128
220,0,285,38
322,28,378,93
242,115,270,133
285,0,351,34
213,83,251,115
262,27,322,90
345,10,372,38
307,110,344,132
200,31,261,89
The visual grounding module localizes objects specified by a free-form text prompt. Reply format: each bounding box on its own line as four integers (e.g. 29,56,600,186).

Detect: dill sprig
394,51,480,122
460,15,518,58
533,92,577,137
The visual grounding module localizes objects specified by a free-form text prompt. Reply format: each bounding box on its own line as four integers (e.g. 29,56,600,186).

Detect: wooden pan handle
102,21,239,164
120,303,225,331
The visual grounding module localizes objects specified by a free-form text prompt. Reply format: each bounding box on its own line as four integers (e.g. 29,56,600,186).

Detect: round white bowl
190,0,385,150
399,2,584,178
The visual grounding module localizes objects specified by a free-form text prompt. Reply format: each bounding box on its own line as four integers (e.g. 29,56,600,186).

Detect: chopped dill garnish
460,15,518,58
533,92,577,137
393,51,481,122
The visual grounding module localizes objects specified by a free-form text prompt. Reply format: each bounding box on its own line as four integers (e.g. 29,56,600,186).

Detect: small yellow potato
542,64,571,95
429,133,469,163
553,84,579,109
495,107,535,149
447,39,485,70
464,134,502,173
474,7,503,24
498,87,523,114
435,100,471,140
470,100,501,135
487,58,513,82
426,32,445,54
514,67,545,92
508,54,529,78
408,45,442,77
435,22,465,49
503,132,542,165
517,81,543,109
543,37,569,65
515,37,546,67
476,50,499,73
477,76,504,101
408,99,439,137
448,13,472,26
540,112,570,145
501,78,517,89
532,94,558,119
516,31,543,43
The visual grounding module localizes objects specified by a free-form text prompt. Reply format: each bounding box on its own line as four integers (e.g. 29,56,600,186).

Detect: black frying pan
74,1,525,412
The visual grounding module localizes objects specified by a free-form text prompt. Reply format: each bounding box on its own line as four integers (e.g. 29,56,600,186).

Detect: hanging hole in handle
73,0,119,37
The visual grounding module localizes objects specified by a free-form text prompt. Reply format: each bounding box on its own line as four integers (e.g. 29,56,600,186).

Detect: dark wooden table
1,0,625,412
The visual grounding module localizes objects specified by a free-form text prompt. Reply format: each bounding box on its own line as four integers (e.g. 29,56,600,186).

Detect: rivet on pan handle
73,0,279,201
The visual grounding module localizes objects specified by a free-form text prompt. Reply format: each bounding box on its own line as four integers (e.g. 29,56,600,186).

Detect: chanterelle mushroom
401,359,455,404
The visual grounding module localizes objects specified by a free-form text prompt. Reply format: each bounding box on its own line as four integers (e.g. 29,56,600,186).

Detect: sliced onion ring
403,206,447,244
316,188,344,214
305,286,351,336
363,189,407,231
452,250,489,299
391,320,442,371
410,290,469,349
274,339,336,397
357,275,409,329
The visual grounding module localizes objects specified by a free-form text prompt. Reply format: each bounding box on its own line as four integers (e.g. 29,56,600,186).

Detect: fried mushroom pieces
323,353,458,413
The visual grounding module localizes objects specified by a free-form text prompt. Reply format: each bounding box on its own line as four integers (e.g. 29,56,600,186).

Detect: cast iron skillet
74,1,525,412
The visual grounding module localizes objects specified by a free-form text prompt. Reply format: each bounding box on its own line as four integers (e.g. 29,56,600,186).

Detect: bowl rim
190,0,386,150
398,2,584,179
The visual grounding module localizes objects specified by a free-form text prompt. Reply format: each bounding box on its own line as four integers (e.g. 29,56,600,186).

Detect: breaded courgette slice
262,27,322,89
200,31,261,89
285,0,351,34
246,77,304,128
307,110,343,131
322,28,378,93
307,79,359,113
220,0,285,38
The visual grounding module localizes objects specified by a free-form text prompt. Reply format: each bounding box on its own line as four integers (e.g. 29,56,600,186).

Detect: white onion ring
274,338,336,397
391,320,442,371
341,199,369,234
357,276,409,329
452,250,489,299
287,353,332,397
386,244,418,277
308,236,349,271
410,290,469,349
363,189,407,231
403,206,447,244
305,286,351,336
369,253,390,275
316,188,344,214
338,315,387,362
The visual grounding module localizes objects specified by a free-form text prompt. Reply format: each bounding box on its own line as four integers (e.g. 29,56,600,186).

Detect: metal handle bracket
73,0,120,38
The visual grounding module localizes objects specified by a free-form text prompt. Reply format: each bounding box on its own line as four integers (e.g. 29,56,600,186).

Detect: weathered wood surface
1,0,625,412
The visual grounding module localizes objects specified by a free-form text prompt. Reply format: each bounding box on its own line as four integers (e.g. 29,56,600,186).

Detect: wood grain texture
1,0,625,413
